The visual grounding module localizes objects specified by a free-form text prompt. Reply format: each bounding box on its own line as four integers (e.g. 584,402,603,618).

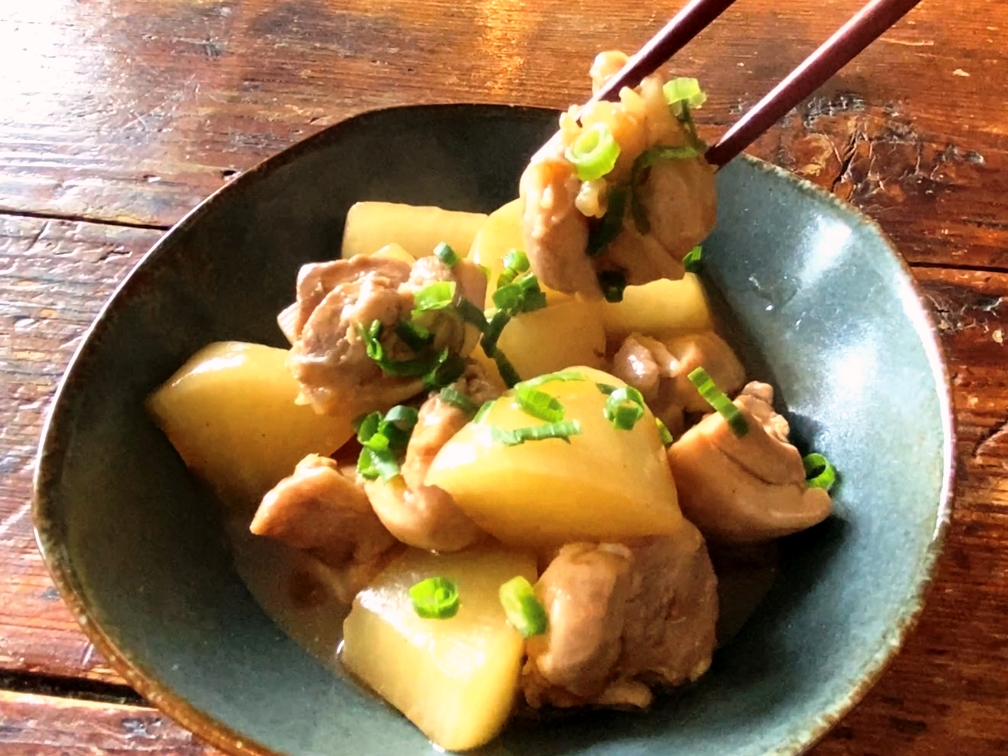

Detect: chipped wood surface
0,0,1006,753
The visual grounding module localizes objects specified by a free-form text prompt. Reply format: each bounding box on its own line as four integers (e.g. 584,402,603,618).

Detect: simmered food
148,51,836,753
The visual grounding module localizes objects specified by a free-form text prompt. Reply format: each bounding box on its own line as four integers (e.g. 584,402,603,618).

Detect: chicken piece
251,454,399,603
519,53,717,298
611,331,746,437
284,252,488,416
285,255,419,415
522,522,718,709
519,145,598,298
667,382,832,543
365,363,499,552
636,158,718,263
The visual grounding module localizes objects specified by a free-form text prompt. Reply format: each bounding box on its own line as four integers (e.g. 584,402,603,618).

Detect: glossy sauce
226,516,349,669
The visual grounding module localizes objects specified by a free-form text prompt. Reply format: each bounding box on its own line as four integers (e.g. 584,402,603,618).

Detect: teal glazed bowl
33,105,954,756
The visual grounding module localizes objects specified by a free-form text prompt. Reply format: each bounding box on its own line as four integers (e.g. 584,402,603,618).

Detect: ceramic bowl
33,105,954,756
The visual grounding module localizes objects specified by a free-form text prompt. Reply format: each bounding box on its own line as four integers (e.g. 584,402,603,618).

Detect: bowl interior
35,105,951,756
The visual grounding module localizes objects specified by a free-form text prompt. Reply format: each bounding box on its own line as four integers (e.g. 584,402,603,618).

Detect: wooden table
1,0,1006,753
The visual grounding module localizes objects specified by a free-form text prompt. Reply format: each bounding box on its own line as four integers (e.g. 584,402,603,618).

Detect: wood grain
1,0,1007,753
1,1,1006,265
0,216,161,685
0,689,219,755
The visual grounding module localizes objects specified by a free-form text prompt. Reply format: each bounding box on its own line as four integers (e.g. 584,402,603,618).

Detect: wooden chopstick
590,0,741,105
705,0,924,166
590,0,923,167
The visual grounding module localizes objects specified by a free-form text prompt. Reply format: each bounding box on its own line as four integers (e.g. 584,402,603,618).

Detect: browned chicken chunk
522,521,718,709
667,382,832,543
364,363,499,552
519,51,717,299
282,252,488,416
251,454,399,603
611,331,745,436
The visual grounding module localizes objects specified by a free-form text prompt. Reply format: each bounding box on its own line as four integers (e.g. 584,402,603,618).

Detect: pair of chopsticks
589,0,923,167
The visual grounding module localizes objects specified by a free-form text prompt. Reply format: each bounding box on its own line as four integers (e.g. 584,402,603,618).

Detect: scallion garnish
456,298,489,332
412,280,457,314
687,367,749,437
598,270,627,303
803,453,837,492
513,385,565,422
423,349,466,390
586,184,627,257
383,405,419,429
439,386,478,416
499,576,547,637
409,576,460,619
663,77,707,115
395,320,434,352
596,382,618,395
490,419,583,447
494,351,522,388
565,122,621,181
656,417,674,446
518,370,587,390
434,241,460,268
358,320,445,377
473,400,495,424
355,405,420,481
493,272,547,315
481,309,511,356
497,249,530,288
682,245,702,273
603,386,646,431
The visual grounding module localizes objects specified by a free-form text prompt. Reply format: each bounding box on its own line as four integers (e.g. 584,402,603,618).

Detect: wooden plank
0,0,1005,268
0,689,220,755
0,215,161,685
0,211,1006,751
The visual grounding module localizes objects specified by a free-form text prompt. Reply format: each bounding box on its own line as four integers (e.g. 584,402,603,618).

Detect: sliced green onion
656,418,674,447
384,405,419,430
356,446,400,481
395,320,434,351
481,310,511,356
473,400,496,424
499,576,547,638
491,419,582,447
496,250,530,289
596,382,618,395
493,272,547,315
682,245,703,273
663,77,707,114
355,411,382,443
423,349,466,390
598,270,627,303
687,367,749,437
409,576,460,619
359,320,444,377
456,298,489,332
586,184,627,257
803,453,837,492
412,281,457,313
603,386,646,431
513,386,564,422
565,122,621,181
518,370,587,390
434,241,460,268
494,351,522,388
439,386,478,416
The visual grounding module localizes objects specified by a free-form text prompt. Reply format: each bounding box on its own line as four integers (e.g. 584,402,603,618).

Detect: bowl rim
31,102,956,756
